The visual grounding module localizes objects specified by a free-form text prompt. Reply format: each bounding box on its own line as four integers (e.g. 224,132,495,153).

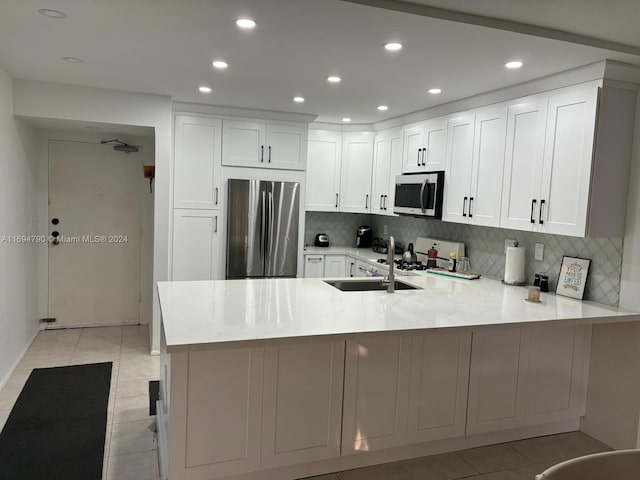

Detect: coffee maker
355,226,372,248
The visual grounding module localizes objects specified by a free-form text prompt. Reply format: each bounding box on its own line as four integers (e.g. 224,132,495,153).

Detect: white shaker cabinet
500,96,549,232
525,325,591,426
342,335,411,454
339,132,374,213
371,129,402,216
222,119,307,170
304,254,325,278
261,340,345,468
402,117,447,173
406,330,472,443
466,326,531,435
324,254,347,277
172,209,220,281
442,113,475,223
469,105,508,227
174,115,222,210
306,131,342,211
538,87,598,236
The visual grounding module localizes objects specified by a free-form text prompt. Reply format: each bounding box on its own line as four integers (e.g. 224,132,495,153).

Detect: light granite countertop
158,273,640,350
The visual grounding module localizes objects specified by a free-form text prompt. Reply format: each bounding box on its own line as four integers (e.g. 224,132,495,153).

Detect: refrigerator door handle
261,189,267,268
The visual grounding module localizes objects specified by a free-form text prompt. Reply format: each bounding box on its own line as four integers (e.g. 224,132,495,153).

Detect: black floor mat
0,362,112,480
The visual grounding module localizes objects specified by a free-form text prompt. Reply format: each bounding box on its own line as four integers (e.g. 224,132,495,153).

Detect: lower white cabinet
525,324,591,425
342,335,412,454
466,324,591,435
324,254,347,277
406,330,472,443
466,326,531,435
304,254,325,278
172,209,220,280
261,340,345,468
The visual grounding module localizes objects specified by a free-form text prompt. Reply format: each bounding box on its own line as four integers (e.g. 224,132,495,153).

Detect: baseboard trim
0,326,40,391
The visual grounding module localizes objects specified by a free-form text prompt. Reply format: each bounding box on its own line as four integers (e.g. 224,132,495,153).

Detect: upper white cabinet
443,113,475,223
371,128,402,216
443,106,508,227
500,96,549,232
402,116,447,173
222,119,307,170
339,132,375,213
306,131,342,211
538,88,598,236
174,115,222,210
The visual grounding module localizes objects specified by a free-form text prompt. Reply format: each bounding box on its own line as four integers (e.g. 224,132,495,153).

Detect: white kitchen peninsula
157,275,640,480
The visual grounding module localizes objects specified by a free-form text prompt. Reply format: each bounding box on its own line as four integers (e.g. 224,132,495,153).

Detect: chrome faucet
383,236,395,293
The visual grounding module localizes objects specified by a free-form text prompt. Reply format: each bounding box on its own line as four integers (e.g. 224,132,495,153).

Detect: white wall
620,90,640,311
0,69,40,388
13,80,171,353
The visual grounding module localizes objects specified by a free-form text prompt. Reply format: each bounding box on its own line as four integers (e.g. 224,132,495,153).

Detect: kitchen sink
324,279,420,292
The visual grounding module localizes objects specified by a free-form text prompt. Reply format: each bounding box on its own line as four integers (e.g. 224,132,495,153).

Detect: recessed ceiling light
199,86,212,93
327,76,341,83
212,60,228,69
377,105,389,111
38,9,66,19
62,56,83,63
293,96,305,103
236,18,256,29
342,117,351,123
384,42,403,51
505,60,523,69
428,88,442,95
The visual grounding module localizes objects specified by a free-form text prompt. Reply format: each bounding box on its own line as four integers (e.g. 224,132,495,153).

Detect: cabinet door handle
421,147,426,166
539,199,545,225
214,216,218,233
530,199,537,224
469,197,474,218
268,145,271,163
365,194,369,209
215,187,219,206
462,197,468,217
349,262,354,277
383,195,387,210
379,195,383,209
335,193,339,208
307,257,322,262
417,148,422,166
260,145,264,162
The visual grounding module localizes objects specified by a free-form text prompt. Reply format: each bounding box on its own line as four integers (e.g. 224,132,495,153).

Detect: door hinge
40,317,57,324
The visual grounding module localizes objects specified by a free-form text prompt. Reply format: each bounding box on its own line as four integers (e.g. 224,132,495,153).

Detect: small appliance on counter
372,237,403,254
355,226,372,248
314,233,329,247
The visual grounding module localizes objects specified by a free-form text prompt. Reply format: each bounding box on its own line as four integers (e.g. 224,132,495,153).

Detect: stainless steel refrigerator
226,179,300,279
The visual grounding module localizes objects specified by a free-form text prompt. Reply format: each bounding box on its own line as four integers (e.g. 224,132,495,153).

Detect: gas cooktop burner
375,258,428,271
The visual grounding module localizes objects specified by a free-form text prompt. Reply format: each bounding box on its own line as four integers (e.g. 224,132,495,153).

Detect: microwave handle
419,179,427,212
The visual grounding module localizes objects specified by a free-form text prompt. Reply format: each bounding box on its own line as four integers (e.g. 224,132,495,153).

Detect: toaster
314,233,329,247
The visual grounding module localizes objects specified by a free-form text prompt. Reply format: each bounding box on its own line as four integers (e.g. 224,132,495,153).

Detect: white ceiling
0,0,638,124
397,0,640,48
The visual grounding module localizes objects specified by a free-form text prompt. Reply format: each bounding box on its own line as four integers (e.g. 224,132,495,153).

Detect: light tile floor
0,326,612,480
0,325,160,480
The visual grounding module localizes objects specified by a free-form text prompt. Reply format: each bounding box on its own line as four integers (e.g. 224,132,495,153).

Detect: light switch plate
535,243,544,261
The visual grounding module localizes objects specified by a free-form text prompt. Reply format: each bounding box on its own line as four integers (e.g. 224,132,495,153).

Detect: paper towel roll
504,246,526,285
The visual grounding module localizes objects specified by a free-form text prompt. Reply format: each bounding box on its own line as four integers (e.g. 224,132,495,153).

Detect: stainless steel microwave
394,171,445,218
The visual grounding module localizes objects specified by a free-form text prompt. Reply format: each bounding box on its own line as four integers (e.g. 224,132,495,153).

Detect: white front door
48,141,142,327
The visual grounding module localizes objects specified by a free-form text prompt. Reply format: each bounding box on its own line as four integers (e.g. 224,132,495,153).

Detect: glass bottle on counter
448,253,457,272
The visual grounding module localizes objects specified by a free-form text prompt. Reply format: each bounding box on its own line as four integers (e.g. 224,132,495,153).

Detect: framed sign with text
556,256,591,300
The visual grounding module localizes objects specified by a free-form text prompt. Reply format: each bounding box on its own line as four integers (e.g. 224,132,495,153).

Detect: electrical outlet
383,224,388,235
504,239,517,254
535,243,544,261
